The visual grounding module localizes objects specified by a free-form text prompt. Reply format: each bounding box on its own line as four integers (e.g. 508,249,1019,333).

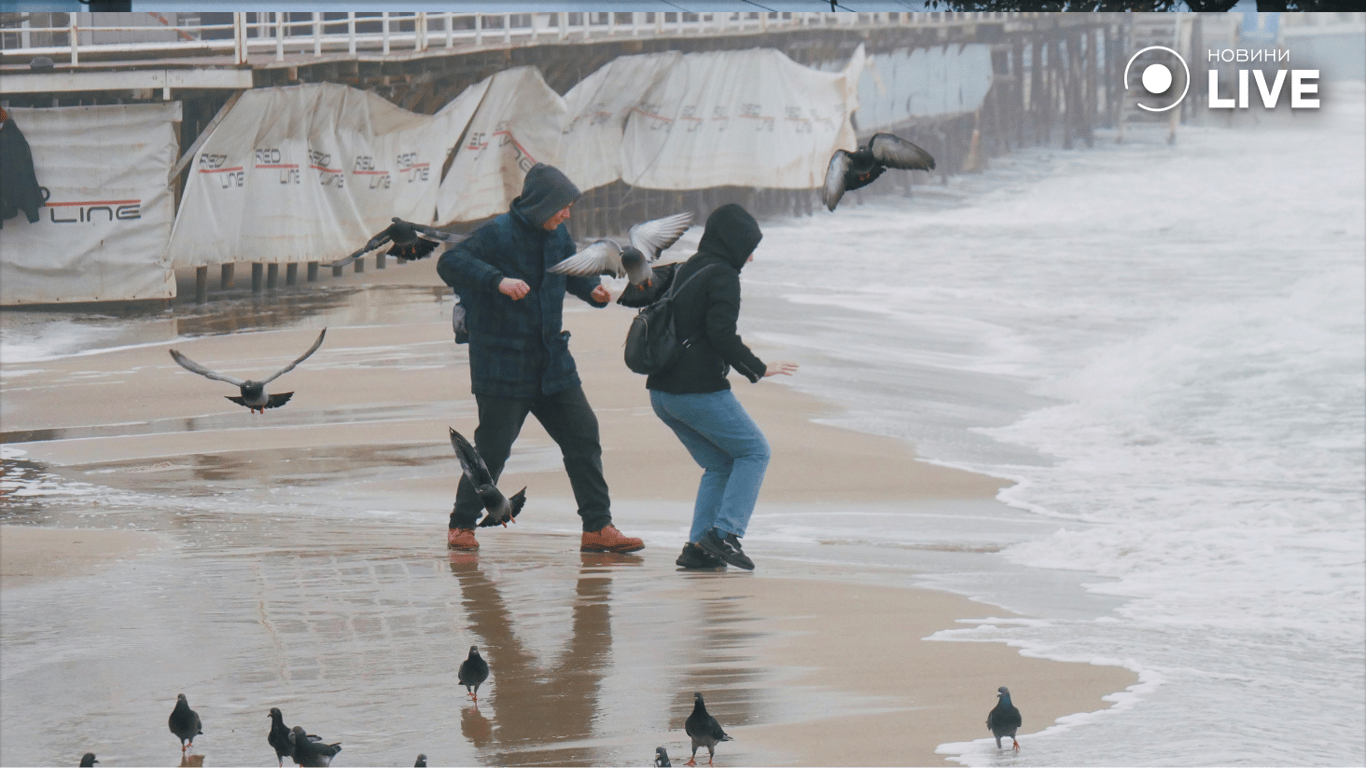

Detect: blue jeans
649,389,770,542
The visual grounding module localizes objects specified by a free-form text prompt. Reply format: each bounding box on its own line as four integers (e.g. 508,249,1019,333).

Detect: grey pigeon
414,754,428,767
449,428,527,528
329,218,469,268
168,693,202,753
290,725,341,768
457,644,490,704
684,692,731,766
267,707,298,767
547,212,693,287
823,132,936,211
986,686,1022,751
169,328,327,413
654,746,672,766
78,754,98,767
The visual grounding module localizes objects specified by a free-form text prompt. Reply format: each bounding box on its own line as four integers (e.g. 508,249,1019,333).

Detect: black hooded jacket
621,204,767,394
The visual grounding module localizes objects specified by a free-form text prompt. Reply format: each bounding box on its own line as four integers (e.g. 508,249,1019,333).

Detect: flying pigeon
79,754,98,767
414,754,428,767
458,644,490,704
449,428,527,528
655,746,672,767
685,692,732,766
547,212,693,287
290,726,341,768
169,328,327,414
823,133,936,211
986,686,1022,751
168,693,202,753
329,218,470,268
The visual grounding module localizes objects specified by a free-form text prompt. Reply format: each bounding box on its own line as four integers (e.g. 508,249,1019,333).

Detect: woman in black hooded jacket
625,204,798,570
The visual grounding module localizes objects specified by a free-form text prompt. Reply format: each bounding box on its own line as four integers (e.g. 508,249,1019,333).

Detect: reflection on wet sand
449,551,639,766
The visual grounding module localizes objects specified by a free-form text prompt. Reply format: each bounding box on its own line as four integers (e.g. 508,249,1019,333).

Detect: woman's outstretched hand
764,361,800,378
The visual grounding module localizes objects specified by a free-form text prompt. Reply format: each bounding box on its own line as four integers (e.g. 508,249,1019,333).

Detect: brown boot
447,528,479,551
580,524,644,553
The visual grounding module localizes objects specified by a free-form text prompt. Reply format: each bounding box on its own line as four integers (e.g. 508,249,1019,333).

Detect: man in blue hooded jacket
436,163,644,554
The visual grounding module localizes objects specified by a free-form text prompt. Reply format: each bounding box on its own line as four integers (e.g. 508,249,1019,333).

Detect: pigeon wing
449,428,494,487
412,223,471,245
546,239,624,277
328,228,393,268
259,328,327,385
869,133,936,171
170,349,248,387
628,212,693,261
823,150,852,211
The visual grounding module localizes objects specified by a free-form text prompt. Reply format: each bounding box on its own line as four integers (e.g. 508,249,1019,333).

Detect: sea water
739,87,1365,765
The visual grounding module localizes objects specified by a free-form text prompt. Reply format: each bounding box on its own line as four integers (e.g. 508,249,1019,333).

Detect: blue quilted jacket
437,207,605,398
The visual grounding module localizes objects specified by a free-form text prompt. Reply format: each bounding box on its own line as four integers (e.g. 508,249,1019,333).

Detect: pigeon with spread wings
449,428,527,528
823,133,936,212
329,218,469,268
169,329,326,414
547,211,693,287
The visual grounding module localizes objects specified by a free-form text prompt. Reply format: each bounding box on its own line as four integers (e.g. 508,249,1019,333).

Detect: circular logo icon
1124,46,1190,113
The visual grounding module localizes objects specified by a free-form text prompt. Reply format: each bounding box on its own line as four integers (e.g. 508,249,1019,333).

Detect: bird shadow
178,755,205,767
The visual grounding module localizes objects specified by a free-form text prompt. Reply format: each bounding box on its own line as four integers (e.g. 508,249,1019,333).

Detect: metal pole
274,11,284,62
382,12,390,55
313,12,321,57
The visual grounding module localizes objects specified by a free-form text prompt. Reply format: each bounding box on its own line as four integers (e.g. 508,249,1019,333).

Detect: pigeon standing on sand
78,754,98,767
546,212,693,287
986,685,1022,751
169,328,327,414
822,133,937,211
685,692,732,766
168,693,202,753
458,644,490,703
267,707,299,767
290,726,341,767
414,754,428,767
449,428,527,528
654,746,672,766
328,218,470,268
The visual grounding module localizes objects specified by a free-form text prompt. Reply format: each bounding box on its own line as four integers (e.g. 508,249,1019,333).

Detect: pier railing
2,11,1017,67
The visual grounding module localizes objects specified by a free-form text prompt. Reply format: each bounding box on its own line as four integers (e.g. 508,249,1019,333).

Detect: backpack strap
664,263,719,300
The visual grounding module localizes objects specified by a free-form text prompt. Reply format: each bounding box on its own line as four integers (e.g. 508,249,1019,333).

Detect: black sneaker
676,542,726,569
697,529,755,571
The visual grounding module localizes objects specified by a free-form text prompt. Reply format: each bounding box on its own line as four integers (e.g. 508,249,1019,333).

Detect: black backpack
623,265,717,375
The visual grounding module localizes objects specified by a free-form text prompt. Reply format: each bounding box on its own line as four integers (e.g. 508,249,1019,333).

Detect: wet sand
0,262,1134,766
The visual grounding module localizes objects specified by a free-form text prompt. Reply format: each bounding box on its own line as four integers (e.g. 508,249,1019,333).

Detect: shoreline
0,264,1136,766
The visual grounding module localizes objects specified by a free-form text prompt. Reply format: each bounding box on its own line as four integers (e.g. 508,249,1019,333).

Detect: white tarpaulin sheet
0,103,180,305
434,66,566,224
557,51,682,194
620,45,865,190
857,45,995,130
168,81,485,268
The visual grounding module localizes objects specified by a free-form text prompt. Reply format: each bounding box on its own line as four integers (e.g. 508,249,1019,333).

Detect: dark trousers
450,385,612,532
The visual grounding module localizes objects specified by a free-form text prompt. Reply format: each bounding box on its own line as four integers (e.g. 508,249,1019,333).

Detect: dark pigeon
168,693,202,753
685,692,732,766
823,132,936,211
458,644,490,704
78,754,98,767
169,328,327,414
449,428,527,528
986,685,1022,751
654,746,672,766
329,218,469,268
267,707,298,767
290,725,341,768
414,754,428,767
547,211,693,287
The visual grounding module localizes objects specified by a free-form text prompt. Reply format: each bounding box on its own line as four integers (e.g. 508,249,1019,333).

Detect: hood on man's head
697,203,762,270
512,163,581,228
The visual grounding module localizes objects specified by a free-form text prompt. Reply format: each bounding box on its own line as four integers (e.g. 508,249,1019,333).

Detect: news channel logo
1123,46,1191,113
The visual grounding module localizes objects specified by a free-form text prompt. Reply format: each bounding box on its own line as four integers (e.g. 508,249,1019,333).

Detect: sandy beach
0,261,1135,767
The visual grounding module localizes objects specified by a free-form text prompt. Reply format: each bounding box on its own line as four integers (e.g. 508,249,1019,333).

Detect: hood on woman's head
697,203,762,270
512,163,581,228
